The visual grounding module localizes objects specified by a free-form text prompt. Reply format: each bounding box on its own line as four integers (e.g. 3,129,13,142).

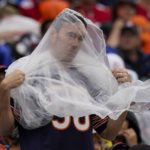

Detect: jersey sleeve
91,115,109,134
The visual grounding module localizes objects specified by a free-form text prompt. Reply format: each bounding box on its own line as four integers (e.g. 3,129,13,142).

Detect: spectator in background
101,0,150,55
100,23,120,55
16,0,41,21
107,0,137,48
39,0,70,21
92,133,103,150
11,33,39,60
137,0,150,21
93,132,113,150
0,4,40,61
0,44,12,67
0,0,40,21
0,4,40,42
131,15,150,54
74,0,111,24
103,1,150,79
112,0,137,22
114,112,142,147
117,25,150,79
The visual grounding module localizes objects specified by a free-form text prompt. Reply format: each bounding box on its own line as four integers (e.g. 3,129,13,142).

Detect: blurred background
0,0,150,150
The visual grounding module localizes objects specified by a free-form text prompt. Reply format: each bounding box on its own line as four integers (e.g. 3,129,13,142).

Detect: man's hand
112,69,131,84
1,70,25,90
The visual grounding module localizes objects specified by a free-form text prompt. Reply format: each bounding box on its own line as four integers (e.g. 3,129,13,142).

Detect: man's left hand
112,69,131,84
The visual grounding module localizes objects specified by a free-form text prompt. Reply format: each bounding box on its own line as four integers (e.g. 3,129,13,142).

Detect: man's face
52,22,86,62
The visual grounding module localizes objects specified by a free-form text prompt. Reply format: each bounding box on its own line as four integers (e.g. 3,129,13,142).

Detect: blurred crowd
0,0,150,150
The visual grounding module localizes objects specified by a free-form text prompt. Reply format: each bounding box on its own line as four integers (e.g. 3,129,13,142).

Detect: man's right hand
1,70,25,90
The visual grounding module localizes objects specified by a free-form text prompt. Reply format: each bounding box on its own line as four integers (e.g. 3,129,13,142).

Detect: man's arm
0,70,25,135
0,84,15,135
101,112,127,140
100,68,130,140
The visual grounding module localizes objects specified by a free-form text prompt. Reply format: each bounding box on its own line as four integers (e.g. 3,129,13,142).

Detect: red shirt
19,0,41,20
137,4,150,21
0,144,5,150
76,4,111,23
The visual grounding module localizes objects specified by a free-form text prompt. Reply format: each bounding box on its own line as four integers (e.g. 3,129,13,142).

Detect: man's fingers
117,76,129,83
112,69,131,83
3,70,25,89
114,72,128,78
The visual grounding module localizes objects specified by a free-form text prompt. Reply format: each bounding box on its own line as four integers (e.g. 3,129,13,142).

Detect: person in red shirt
74,0,111,24
137,0,150,21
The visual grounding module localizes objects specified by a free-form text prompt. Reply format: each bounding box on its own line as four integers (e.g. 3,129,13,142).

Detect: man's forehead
62,22,86,34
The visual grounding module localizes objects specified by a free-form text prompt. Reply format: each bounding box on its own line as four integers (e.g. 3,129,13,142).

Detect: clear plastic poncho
135,111,150,145
6,8,150,129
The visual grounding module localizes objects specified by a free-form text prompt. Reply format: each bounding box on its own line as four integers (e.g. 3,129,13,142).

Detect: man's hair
74,14,87,28
52,13,87,31
129,144,150,150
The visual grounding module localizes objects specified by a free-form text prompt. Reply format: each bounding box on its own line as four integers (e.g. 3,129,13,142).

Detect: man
0,10,130,150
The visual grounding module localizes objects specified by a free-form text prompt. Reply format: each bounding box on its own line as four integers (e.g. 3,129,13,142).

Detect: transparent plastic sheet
135,111,150,145
6,9,150,129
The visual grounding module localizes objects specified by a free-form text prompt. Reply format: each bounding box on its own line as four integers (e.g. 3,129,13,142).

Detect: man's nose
72,38,80,48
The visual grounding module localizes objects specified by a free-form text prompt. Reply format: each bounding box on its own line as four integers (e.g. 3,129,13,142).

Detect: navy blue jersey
17,115,108,150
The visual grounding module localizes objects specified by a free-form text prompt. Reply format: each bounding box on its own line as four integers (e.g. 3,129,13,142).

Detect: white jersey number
52,116,90,131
